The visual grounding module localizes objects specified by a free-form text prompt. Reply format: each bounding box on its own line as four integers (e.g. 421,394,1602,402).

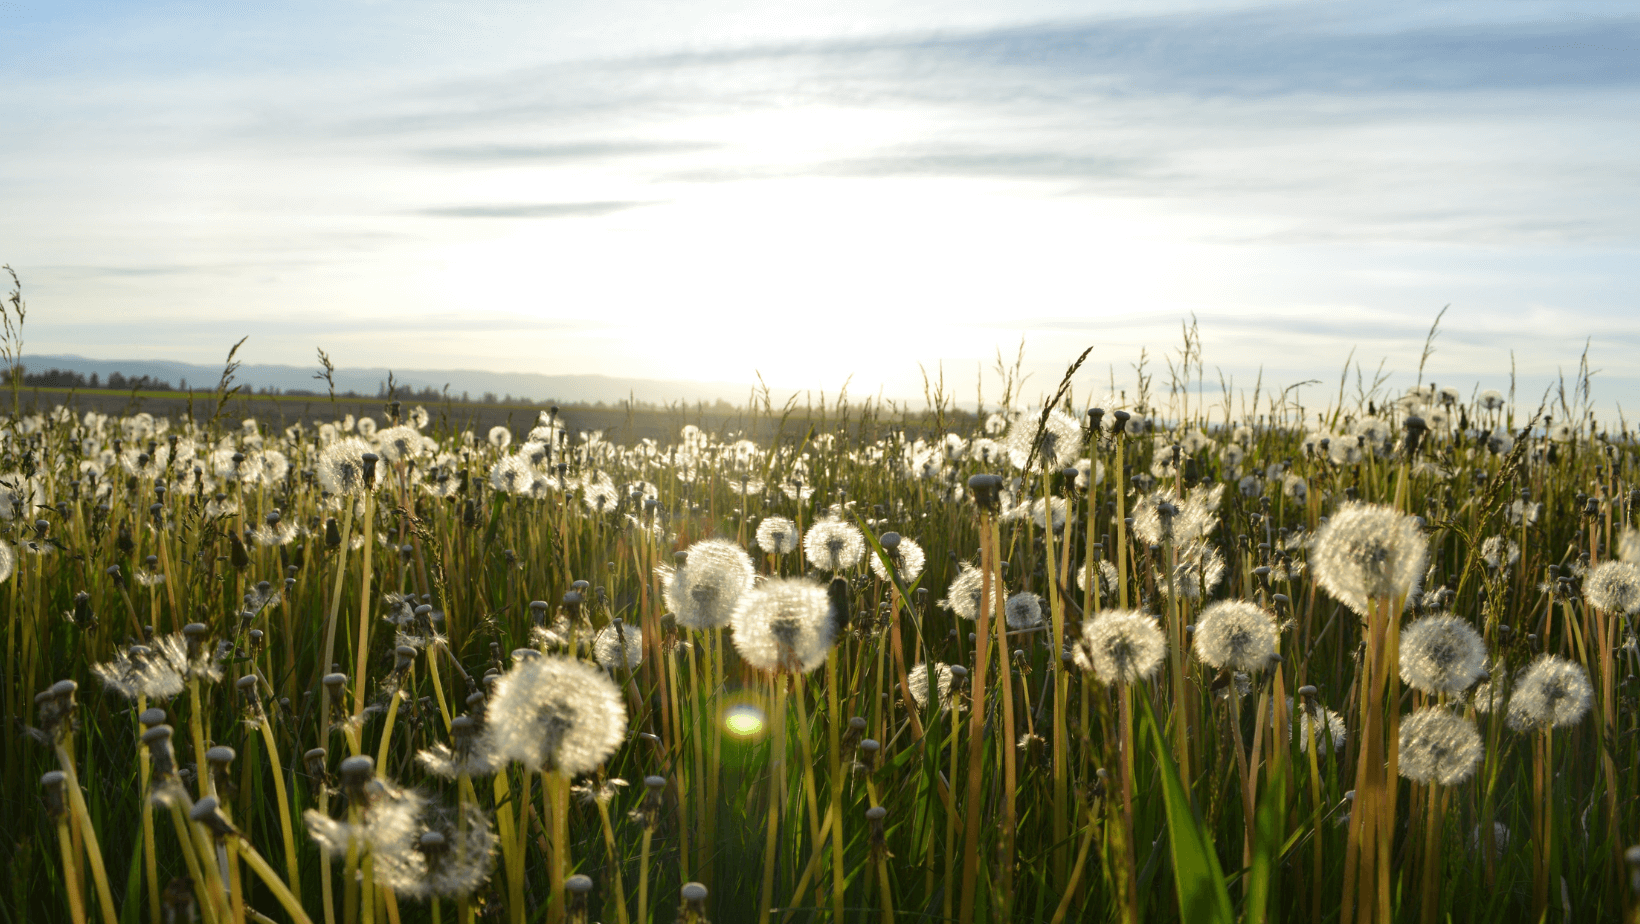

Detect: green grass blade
1138,689,1234,924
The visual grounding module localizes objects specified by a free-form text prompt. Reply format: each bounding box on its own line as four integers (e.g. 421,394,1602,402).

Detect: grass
1,337,1638,924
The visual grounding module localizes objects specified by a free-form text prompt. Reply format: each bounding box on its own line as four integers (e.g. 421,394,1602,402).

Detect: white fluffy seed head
1290,701,1347,756
1398,708,1484,786
869,535,926,584
1193,600,1279,672
1585,561,1640,615
941,564,986,621
1155,540,1226,600
592,623,643,671
1076,610,1166,685
1479,535,1520,569
755,516,799,556
1507,654,1593,731
804,519,866,572
317,438,378,497
661,539,755,630
480,655,626,775
1311,501,1428,619
1005,592,1043,630
730,577,837,673
906,662,955,712
1397,614,1488,695
1003,409,1082,471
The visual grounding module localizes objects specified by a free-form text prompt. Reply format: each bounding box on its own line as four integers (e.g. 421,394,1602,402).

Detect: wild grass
2,328,1638,924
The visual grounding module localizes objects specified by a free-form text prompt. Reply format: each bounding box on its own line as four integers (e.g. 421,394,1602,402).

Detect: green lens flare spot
723,705,766,738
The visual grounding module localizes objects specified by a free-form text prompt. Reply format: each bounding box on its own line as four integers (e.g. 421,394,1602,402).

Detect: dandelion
1398,708,1484,786
0,541,13,584
754,518,800,554
488,455,536,495
660,539,755,630
418,715,498,779
1310,501,1428,617
1506,499,1542,526
1398,614,1488,695
804,518,866,572
1584,561,1640,615
940,563,986,621
1077,559,1120,598
1005,592,1043,630
1507,655,1593,730
1619,528,1640,565
375,425,422,463
317,438,378,496
91,641,188,702
1480,536,1520,569
1003,409,1082,470
1292,701,1347,755
1155,540,1226,600
593,621,644,671
481,655,627,775
906,662,955,712
730,577,838,673
1192,600,1279,672
869,532,926,584
1028,497,1071,531
1075,610,1166,685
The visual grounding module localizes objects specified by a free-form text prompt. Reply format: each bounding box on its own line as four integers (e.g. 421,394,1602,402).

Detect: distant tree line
13,364,743,412
15,366,177,391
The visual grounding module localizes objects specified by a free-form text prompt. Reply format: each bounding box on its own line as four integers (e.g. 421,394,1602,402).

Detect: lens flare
723,704,766,739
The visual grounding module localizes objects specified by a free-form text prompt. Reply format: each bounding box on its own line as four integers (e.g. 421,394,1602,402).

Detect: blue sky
2,1,1637,414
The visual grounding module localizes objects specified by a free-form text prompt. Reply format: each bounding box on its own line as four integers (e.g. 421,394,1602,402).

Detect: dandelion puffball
1398,708,1483,786
1193,600,1279,672
1310,501,1428,618
1076,610,1166,685
730,577,838,673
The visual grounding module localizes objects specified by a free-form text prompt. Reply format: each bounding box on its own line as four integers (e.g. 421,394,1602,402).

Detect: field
3,342,1638,924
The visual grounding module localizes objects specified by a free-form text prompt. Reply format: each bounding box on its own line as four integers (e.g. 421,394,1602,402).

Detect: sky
2,0,1637,415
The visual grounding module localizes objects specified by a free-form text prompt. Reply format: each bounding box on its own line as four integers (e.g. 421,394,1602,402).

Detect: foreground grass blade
1140,689,1234,924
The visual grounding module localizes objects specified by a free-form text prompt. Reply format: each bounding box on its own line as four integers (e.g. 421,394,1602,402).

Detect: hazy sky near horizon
3,1,1637,412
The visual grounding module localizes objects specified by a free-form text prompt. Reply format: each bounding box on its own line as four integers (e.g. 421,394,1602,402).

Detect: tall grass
2,334,1638,924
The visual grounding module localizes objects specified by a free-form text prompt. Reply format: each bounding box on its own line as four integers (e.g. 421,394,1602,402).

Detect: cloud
416,140,717,163
414,201,658,219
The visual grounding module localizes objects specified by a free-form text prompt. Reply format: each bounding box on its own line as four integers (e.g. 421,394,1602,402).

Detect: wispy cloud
415,201,658,219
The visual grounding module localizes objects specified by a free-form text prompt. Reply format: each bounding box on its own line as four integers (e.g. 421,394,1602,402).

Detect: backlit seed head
1398,708,1483,786
1005,592,1043,630
1585,561,1640,615
481,655,626,775
730,577,837,674
804,518,866,572
1311,501,1428,619
906,662,956,713
940,563,987,621
1076,610,1166,685
869,534,926,584
660,539,755,630
1507,654,1593,731
1193,600,1279,672
1398,614,1488,695
755,516,799,556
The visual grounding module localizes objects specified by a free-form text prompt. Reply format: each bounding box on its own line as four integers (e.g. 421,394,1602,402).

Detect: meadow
3,331,1639,924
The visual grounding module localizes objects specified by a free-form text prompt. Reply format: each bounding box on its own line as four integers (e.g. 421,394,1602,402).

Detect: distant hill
17,353,765,408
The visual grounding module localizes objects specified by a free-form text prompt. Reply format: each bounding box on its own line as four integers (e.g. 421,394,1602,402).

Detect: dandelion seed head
730,577,837,674
804,518,866,572
1005,592,1043,630
1507,654,1593,731
940,563,986,621
1077,559,1120,598
1311,502,1428,618
1398,708,1484,786
1480,536,1520,569
1003,409,1082,471
1398,614,1488,695
593,622,643,671
661,539,755,630
1076,610,1166,685
906,662,955,712
317,438,378,497
884,535,930,585
1193,600,1279,672
1291,701,1347,755
1155,540,1226,600
755,516,799,556
1585,561,1640,615
481,655,627,775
